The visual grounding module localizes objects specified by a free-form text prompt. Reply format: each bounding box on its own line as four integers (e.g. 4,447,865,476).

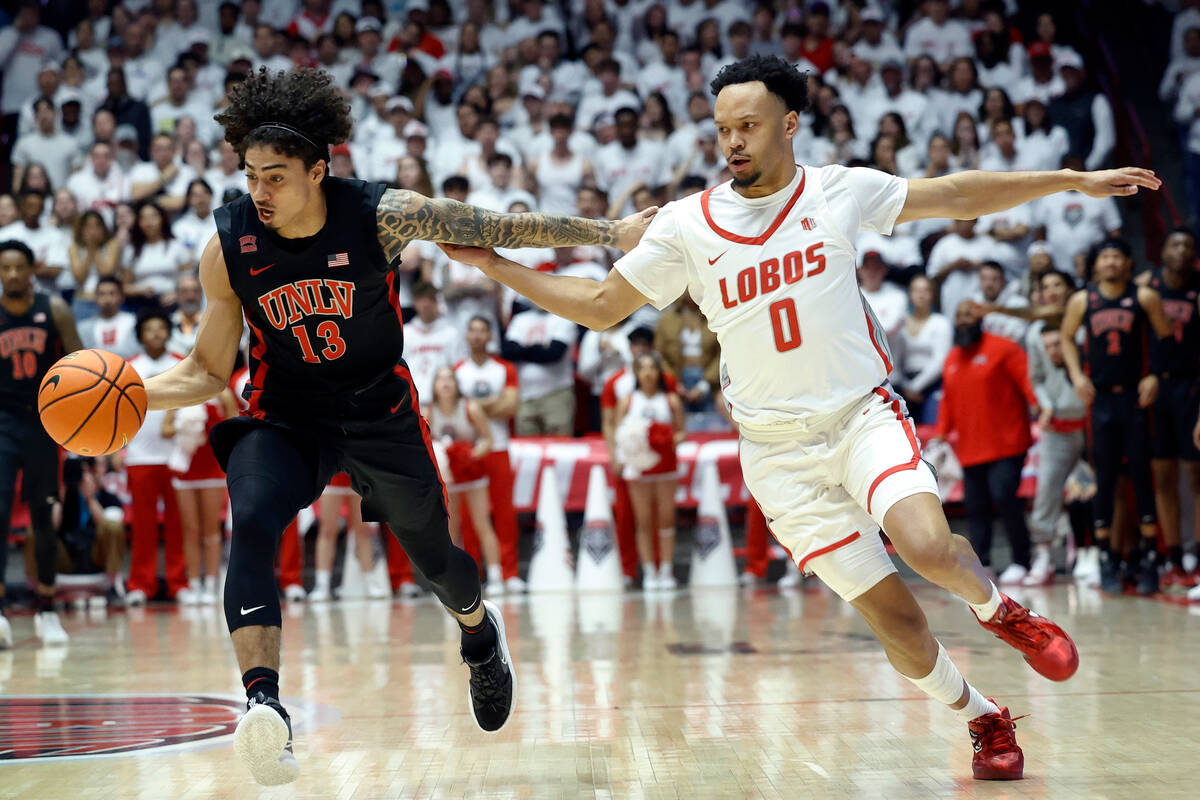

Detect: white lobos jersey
615,165,907,436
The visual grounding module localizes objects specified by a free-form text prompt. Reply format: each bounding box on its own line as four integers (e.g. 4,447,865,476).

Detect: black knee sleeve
389,525,482,614
222,428,317,633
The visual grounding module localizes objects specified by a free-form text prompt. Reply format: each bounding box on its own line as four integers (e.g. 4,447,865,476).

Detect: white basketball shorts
738,384,938,601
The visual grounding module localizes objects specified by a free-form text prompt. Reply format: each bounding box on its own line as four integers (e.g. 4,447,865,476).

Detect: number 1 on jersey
769,298,802,352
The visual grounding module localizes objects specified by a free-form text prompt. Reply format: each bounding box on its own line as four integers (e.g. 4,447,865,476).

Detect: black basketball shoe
1099,552,1123,594
234,692,299,785
1136,552,1160,596
463,600,517,733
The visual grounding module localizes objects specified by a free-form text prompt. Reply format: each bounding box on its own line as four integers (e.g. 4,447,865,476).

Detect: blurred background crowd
1,0,1198,619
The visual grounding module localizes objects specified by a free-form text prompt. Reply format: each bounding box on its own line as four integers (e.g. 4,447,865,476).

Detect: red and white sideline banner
506,426,1039,514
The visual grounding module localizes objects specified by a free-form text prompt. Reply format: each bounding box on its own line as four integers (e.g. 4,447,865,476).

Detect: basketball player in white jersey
441,55,1163,781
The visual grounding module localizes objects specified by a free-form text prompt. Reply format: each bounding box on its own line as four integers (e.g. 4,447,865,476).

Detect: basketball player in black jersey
137,68,653,786
1135,228,1200,587
1061,238,1174,595
0,240,82,649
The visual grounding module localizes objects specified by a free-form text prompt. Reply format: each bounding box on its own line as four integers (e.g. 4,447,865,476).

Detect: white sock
189,577,201,592
487,565,503,584
203,575,216,593
967,581,1002,622
658,562,672,577
315,570,331,590
905,643,1000,719
641,562,655,577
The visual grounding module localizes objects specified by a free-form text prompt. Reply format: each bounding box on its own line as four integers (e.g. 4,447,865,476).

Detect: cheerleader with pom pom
427,367,505,596
614,354,686,590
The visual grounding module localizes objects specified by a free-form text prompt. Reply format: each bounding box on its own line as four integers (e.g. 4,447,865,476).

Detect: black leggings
0,412,60,593
223,426,481,633
962,453,1031,569
1090,391,1156,530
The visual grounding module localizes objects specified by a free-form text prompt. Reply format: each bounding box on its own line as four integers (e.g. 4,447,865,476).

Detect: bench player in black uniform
1061,238,1174,595
0,241,82,649
1136,228,1200,588
138,68,653,786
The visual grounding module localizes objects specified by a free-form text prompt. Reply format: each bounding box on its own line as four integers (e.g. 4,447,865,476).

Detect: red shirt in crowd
936,332,1038,467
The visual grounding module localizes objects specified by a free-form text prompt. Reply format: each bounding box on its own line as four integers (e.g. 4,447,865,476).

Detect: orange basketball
38,349,147,456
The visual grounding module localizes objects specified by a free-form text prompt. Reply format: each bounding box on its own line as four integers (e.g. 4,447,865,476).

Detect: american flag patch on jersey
800,217,817,231
327,252,349,267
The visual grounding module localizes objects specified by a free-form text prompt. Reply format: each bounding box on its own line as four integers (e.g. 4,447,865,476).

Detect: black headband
250,122,325,155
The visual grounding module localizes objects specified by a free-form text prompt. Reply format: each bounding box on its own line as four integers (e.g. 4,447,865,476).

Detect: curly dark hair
214,67,353,174
710,55,810,113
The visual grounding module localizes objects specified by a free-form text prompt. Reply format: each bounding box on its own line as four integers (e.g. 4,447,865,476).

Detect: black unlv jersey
1083,280,1147,391
1146,268,1200,379
0,293,62,414
215,177,408,418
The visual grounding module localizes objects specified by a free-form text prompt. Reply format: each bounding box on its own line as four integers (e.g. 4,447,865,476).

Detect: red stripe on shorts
866,387,922,515
798,531,862,573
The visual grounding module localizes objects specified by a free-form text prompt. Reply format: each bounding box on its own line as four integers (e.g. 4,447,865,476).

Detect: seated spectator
129,133,197,213
168,274,204,357
1019,98,1071,171
949,111,981,171
1012,42,1065,109
12,98,78,191
1033,155,1122,280
1049,51,1115,171
54,457,126,604
403,281,465,401
124,201,191,305
655,294,720,413
927,218,1019,315
503,304,578,435
973,260,1030,345
78,276,138,358
68,212,123,319
904,0,972,71
1160,24,1200,104
876,112,922,177
205,140,249,199
528,113,594,217
7,190,69,293
979,119,1024,172
66,141,129,227
858,248,909,353
898,275,953,424
466,153,535,213
171,179,217,263
595,107,668,215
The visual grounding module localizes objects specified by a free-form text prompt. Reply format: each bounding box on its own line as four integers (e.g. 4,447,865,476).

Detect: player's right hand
438,242,496,270
1072,375,1095,406
1074,167,1161,198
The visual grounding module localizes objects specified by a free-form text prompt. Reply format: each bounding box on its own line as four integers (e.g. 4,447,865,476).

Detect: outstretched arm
897,167,1161,224
1060,290,1093,406
439,243,651,331
375,188,655,264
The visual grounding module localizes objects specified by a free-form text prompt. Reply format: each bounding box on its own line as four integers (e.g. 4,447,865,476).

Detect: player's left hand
614,207,658,252
1074,167,1162,198
1137,374,1159,408
438,242,496,270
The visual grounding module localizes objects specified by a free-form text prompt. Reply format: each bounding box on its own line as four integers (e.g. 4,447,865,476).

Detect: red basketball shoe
969,703,1025,780
975,593,1079,681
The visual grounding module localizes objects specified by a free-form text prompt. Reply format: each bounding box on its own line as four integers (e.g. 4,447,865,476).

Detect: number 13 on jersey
291,321,346,363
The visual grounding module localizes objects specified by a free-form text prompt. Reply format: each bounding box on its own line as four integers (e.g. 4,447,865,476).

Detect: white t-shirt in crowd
860,281,909,338
454,354,519,451
903,17,973,64
125,351,183,465
79,311,139,359
926,232,1020,316
66,167,129,227
614,164,907,433
127,161,197,200
1033,191,1122,276
11,130,80,188
171,211,218,262
124,239,192,296
403,314,465,403
594,139,669,215
898,312,953,393
503,308,578,401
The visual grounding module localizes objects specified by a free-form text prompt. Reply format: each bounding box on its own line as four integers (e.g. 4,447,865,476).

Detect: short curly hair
214,67,353,174
710,55,810,114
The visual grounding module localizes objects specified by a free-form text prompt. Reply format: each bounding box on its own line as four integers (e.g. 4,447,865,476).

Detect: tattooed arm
375,188,655,264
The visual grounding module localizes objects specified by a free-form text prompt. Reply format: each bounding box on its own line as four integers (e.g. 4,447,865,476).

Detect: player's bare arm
375,188,656,263
49,295,83,353
143,236,244,411
896,168,1161,224
1137,286,1175,407
438,242,652,331
1059,289,1093,405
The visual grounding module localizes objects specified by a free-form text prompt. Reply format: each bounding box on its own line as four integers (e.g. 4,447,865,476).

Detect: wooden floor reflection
2,580,1198,799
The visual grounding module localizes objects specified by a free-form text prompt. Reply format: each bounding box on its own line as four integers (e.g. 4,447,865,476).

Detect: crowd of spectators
7,0,1197,605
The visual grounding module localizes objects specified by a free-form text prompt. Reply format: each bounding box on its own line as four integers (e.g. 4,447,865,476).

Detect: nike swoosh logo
708,250,728,266
390,400,404,414
461,594,479,613
249,263,276,276
41,374,61,392
240,604,266,615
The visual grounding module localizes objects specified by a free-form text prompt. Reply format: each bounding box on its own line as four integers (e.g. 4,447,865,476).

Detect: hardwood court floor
2,580,1198,799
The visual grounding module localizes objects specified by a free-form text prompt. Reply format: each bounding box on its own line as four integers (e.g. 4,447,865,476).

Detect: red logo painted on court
240,235,258,254
0,695,243,760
